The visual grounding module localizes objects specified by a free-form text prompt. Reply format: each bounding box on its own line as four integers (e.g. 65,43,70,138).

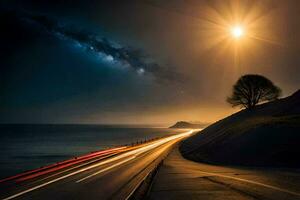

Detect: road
149,147,300,200
3,129,299,200
0,130,194,200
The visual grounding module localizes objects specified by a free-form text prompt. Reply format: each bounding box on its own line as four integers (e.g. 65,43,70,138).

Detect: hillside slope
180,90,300,167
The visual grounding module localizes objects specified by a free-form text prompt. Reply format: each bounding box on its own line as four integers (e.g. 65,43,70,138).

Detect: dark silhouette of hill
169,121,208,129
180,90,300,167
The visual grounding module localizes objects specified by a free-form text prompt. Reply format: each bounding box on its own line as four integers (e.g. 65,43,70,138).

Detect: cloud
21,12,183,82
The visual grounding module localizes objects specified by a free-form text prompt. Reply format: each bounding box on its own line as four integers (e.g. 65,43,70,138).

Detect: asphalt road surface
3,129,299,200
149,147,300,200
0,130,194,200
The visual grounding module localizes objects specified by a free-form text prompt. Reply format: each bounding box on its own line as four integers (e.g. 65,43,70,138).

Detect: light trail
35,152,120,183
2,130,194,200
76,156,136,183
76,130,194,183
0,147,127,183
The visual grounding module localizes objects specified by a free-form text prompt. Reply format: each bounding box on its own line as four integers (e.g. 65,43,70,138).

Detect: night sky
1,0,299,124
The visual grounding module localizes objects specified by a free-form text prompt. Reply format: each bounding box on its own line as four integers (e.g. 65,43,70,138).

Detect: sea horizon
0,124,185,178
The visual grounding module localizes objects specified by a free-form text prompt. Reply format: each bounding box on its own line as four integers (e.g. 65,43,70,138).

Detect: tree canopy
227,74,281,109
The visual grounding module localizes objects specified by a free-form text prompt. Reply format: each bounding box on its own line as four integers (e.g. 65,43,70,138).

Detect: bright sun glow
231,26,244,39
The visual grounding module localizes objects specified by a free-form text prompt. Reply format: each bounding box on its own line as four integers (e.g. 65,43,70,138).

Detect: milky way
22,12,183,83
2,0,299,124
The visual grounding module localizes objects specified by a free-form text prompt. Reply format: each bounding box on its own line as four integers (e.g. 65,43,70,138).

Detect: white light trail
2,130,194,200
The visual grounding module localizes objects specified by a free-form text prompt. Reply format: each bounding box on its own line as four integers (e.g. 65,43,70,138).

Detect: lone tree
227,74,281,110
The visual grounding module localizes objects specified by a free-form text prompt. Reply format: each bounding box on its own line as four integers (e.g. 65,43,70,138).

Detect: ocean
0,124,185,179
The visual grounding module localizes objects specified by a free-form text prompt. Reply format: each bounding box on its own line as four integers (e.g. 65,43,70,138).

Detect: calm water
0,124,185,179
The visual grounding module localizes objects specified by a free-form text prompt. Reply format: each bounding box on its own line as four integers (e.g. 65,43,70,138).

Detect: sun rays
193,0,282,74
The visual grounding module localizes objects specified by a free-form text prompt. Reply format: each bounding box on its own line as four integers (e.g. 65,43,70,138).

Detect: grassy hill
180,90,300,167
